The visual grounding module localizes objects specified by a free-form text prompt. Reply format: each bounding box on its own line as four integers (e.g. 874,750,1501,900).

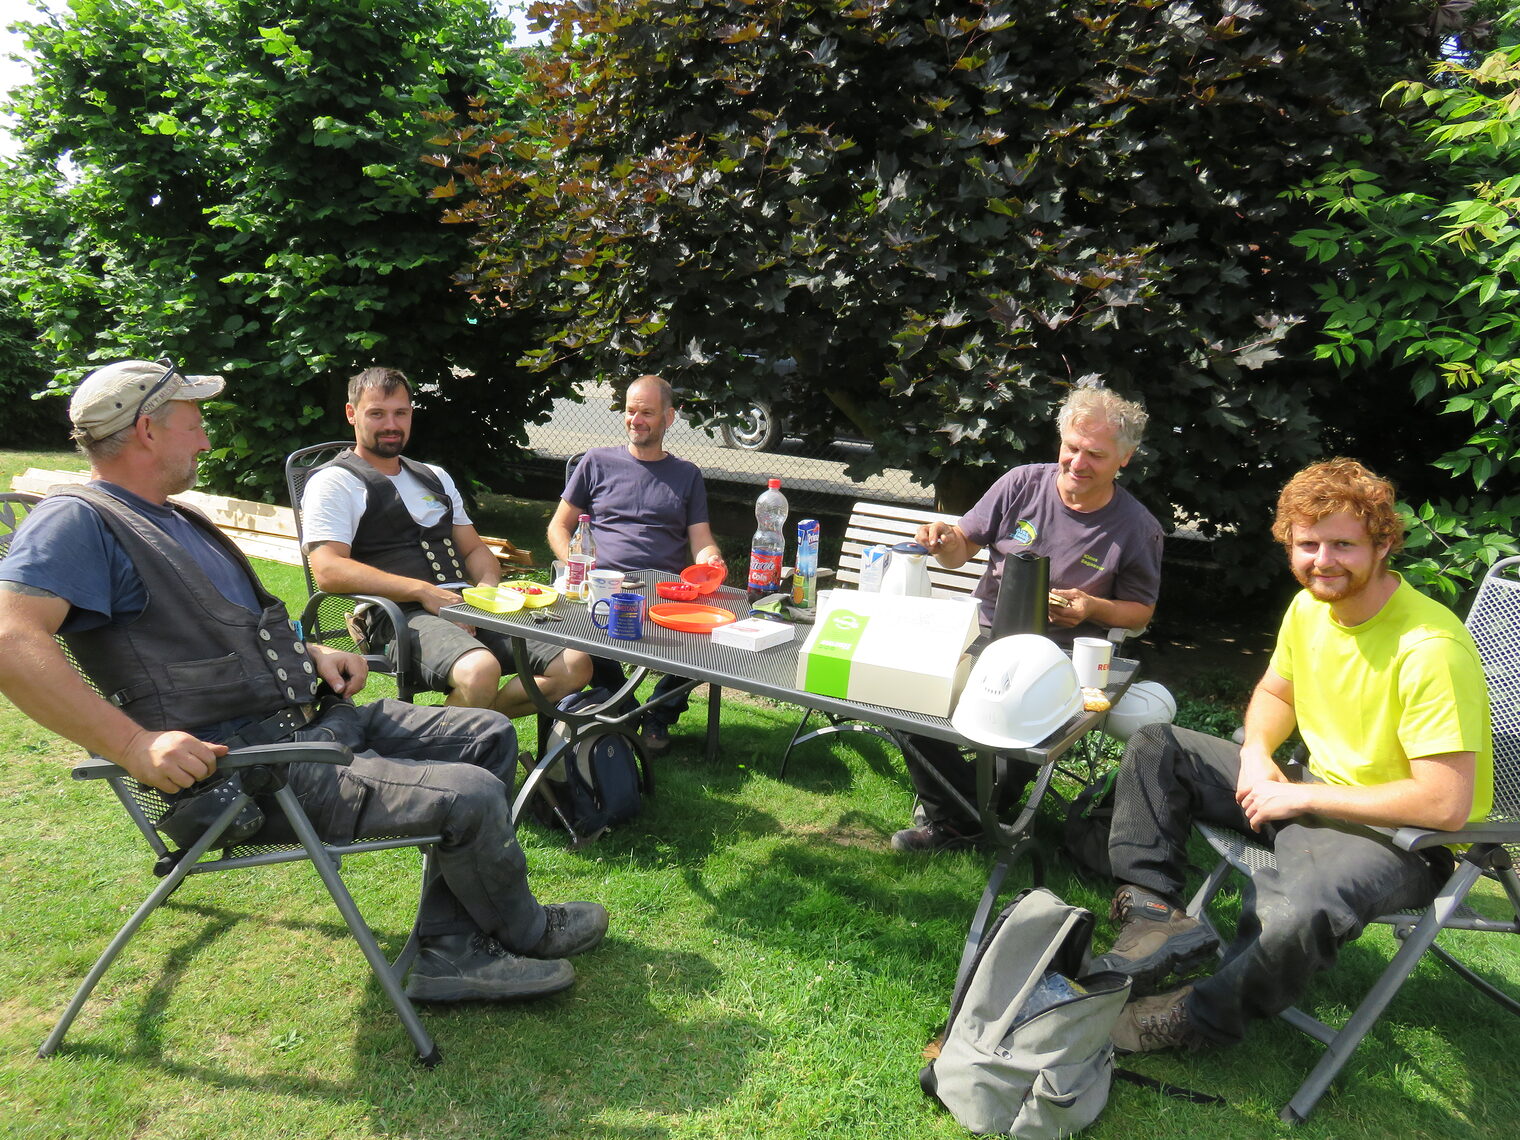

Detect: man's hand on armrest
121,729,227,794
307,540,459,613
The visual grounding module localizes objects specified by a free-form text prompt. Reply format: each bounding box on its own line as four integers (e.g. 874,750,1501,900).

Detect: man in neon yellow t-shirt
1092,458,1491,1052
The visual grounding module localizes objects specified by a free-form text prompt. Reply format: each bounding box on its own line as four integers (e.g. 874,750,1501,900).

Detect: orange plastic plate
648,602,738,633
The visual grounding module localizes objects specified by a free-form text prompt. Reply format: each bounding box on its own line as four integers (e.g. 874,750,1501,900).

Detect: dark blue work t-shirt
562,446,710,573
0,482,262,631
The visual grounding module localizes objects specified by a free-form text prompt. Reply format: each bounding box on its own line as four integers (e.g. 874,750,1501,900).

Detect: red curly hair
1271,458,1404,557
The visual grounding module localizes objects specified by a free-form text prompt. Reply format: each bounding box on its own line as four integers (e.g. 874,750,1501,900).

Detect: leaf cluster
0,0,551,500
1293,44,1520,600
436,0,1444,590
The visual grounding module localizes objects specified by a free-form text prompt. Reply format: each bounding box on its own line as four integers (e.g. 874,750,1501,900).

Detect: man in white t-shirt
301,368,591,716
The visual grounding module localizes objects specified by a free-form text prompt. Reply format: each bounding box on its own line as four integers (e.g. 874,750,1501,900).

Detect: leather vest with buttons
325,450,470,587
56,486,320,733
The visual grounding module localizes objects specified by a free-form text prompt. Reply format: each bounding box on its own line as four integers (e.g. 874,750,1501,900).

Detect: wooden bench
9,468,536,571
834,500,988,599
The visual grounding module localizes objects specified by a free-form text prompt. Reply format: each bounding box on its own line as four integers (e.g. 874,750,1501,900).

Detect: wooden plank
14,469,299,539
176,489,297,538
15,468,539,574
834,499,987,598
222,529,304,567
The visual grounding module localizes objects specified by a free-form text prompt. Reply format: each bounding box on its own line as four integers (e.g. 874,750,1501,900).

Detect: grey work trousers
248,698,548,953
1108,723,1444,1045
903,733,1039,835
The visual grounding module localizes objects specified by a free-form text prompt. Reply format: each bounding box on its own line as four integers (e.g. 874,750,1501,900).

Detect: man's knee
449,647,504,702
1116,722,1179,787
563,651,594,688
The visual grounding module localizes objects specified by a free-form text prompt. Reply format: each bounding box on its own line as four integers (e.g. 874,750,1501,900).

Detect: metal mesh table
445,577,1136,982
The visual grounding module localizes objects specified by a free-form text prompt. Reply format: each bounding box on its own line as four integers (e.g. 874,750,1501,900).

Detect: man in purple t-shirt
893,387,1164,853
548,375,726,755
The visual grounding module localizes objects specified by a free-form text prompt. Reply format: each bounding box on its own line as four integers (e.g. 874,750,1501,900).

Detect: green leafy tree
0,0,549,499
1293,43,1520,600
438,0,1449,587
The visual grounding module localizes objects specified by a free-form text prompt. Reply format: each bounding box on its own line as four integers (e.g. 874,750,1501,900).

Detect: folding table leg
705,684,722,763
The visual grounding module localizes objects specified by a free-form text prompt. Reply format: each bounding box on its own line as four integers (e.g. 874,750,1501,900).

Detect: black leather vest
57,486,320,732
323,451,470,585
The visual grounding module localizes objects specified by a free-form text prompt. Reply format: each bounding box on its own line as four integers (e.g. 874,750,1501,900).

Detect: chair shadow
45,896,761,1136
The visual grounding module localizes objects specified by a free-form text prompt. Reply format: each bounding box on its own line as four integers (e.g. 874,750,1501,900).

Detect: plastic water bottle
1011,970,1088,1028
792,518,819,607
567,513,595,600
747,478,788,601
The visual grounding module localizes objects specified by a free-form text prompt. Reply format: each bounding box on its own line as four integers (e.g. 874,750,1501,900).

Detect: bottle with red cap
747,478,788,601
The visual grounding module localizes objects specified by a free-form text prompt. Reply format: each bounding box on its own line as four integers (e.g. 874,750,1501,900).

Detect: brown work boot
1111,985,1204,1054
1091,885,1217,994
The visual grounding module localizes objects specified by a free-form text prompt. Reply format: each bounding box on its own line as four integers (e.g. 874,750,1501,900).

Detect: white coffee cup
1072,636,1113,689
585,569,624,609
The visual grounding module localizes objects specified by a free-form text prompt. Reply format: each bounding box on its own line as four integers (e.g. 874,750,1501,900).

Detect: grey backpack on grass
921,887,1131,1138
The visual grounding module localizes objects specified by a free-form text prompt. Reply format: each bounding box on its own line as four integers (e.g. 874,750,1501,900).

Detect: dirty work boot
529,902,609,959
890,820,976,853
405,932,574,1003
1111,985,1203,1054
640,721,672,758
1091,885,1218,994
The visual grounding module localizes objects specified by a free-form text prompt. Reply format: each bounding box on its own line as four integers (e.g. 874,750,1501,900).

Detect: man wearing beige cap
0,358,609,1004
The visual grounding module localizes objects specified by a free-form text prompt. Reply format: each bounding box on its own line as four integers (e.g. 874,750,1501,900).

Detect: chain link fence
521,382,932,519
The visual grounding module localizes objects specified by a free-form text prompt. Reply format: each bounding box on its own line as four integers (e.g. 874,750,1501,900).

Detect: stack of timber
9,468,536,571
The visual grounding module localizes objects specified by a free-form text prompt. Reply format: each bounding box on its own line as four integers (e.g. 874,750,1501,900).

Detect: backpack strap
1114,1067,1225,1105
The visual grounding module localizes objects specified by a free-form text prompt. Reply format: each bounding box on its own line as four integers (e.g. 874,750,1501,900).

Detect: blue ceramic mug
592,591,644,640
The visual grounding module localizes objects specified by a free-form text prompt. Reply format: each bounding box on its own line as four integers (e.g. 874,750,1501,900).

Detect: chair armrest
1393,820,1520,852
301,591,407,639
72,741,354,781
300,590,409,675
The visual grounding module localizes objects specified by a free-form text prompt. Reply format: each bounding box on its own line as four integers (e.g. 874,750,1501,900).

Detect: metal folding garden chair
40,744,444,1065
0,488,444,1063
1186,555,1520,1123
284,441,422,699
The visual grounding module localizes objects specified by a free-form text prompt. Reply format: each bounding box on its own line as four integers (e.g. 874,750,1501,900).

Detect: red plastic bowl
680,564,725,594
656,580,700,601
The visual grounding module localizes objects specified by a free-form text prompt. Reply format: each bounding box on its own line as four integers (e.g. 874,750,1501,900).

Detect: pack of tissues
710,616,795,651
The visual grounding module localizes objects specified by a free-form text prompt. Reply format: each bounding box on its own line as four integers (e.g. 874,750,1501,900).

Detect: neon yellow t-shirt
1270,575,1493,823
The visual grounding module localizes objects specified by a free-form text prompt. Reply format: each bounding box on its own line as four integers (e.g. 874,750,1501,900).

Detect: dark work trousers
903,733,1040,835
590,656,691,729
246,699,548,953
1108,723,1444,1045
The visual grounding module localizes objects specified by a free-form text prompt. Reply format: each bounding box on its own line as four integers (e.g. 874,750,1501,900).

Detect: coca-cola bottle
747,478,788,601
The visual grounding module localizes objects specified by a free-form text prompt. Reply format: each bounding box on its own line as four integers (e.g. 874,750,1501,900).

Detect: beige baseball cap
69,358,225,442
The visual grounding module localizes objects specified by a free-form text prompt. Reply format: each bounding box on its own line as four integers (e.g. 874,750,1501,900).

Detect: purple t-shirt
960,462,1163,642
562,446,710,573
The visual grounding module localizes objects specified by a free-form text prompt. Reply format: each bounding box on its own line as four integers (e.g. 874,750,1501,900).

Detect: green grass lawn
1,456,1517,1138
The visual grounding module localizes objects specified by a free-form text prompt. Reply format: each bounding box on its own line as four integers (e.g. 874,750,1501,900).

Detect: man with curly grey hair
893,385,1164,853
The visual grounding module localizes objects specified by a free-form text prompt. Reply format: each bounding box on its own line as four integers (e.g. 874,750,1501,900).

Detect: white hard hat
952,635,1082,750
1104,681,1177,742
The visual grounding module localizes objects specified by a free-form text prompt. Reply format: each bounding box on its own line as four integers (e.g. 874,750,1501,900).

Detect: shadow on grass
44,896,761,1140
1117,879,1520,1135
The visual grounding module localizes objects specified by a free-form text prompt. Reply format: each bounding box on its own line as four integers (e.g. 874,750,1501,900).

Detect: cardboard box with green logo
795,591,979,716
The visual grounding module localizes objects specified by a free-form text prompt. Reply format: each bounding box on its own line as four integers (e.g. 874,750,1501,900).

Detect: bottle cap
578,513,590,522
767,478,781,489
